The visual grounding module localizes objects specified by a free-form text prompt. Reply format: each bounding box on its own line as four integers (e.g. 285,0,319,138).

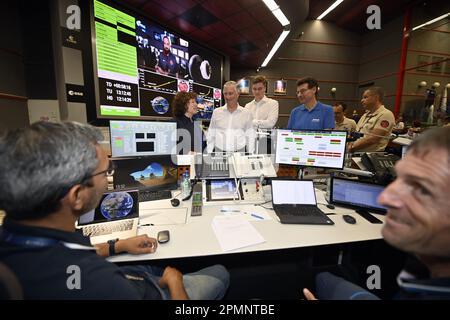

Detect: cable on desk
254,203,274,210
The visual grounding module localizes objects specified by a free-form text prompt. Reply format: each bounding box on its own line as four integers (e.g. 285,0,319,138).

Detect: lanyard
0,229,95,251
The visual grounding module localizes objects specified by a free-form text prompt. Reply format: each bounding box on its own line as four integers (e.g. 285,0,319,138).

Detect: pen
139,223,154,227
250,213,264,220
220,209,241,213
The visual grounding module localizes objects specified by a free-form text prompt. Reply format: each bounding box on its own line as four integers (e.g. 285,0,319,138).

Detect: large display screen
109,120,177,157
275,130,347,169
91,0,223,120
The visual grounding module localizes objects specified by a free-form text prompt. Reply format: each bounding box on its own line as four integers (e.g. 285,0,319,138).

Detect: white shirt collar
253,96,267,105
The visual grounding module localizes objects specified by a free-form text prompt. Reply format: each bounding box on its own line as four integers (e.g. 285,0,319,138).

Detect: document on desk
220,205,273,221
211,215,266,252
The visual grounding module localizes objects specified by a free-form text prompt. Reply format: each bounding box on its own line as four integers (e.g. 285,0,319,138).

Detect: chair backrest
0,262,23,300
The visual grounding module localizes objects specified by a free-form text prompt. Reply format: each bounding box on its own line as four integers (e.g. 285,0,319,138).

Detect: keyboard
82,220,134,237
274,205,334,225
139,190,172,202
277,205,325,216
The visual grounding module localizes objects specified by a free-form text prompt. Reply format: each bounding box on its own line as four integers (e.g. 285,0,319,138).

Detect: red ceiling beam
393,7,411,117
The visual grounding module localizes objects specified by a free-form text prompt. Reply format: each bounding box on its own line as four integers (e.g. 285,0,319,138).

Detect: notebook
271,180,334,225
76,190,139,244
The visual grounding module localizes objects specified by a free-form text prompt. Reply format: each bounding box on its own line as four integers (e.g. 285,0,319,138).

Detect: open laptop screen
77,190,139,226
272,180,316,205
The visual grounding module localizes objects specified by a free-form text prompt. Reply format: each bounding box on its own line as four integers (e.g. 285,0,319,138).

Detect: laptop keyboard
139,190,172,202
278,205,325,216
82,220,134,237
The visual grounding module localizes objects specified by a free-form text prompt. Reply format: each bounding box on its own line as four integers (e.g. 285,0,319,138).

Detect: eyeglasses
85,160,115,181
296,88,311,95
56,160,115,201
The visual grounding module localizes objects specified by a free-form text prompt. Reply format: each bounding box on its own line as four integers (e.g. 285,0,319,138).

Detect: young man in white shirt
206,81,255,153
244,76,279,129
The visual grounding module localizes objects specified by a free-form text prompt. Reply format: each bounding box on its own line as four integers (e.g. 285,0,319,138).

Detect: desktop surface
108,185,384,263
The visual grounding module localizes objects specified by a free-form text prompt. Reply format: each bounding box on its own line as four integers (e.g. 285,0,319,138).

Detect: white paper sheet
211,215,265,252
220,205,273,221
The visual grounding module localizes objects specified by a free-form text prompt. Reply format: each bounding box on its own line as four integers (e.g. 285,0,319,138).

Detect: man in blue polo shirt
287,77,334,130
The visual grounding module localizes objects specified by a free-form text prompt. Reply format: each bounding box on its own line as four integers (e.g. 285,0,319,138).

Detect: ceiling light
272,8,290,26
261,29,290,67
317,0,344,20
262,0,290,27
262,0,279,11
412,12,450,31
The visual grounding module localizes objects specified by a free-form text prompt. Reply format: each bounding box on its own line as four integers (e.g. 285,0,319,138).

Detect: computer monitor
77,190,139,226
112,155,178,192
329,177,387,213
401,145,408,158
110,120,177,157
275,129,347,169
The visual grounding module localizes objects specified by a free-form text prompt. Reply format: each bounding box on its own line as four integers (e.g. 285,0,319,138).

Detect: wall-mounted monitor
237,79,250,95
90,0,223,120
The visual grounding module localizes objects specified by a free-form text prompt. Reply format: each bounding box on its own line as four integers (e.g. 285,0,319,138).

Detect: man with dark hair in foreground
0,121,229,299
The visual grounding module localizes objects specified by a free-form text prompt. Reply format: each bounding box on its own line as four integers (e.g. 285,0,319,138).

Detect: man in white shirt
207,81,255,153
244,76,279,129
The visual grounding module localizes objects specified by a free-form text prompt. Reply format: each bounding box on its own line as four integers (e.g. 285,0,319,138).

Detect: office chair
0,262,23,300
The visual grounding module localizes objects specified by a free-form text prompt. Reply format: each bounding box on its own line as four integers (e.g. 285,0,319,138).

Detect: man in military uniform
333,102,356,132
348,87,395,152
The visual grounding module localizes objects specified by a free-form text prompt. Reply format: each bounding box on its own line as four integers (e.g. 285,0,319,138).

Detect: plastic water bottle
181,170,191,198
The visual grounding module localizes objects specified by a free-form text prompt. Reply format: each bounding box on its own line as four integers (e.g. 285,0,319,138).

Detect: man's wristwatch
107,238,119,256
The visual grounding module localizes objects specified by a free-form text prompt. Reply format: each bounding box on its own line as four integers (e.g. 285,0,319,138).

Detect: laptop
271,180,334,225
76,190,139,244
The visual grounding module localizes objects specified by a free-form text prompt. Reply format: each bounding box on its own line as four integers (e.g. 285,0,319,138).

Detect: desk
109,186,384,263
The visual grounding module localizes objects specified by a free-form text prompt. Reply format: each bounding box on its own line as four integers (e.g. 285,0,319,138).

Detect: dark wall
0,0,57,129
358,16,403,112
401,4,450,123
231,2,450,129
0,1,28,129
231,20,361,128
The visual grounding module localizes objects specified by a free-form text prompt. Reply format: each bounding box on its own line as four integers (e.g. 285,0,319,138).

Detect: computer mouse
343,214,356,224
170,198,180,207
326,204,335,210
157,230,170,244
